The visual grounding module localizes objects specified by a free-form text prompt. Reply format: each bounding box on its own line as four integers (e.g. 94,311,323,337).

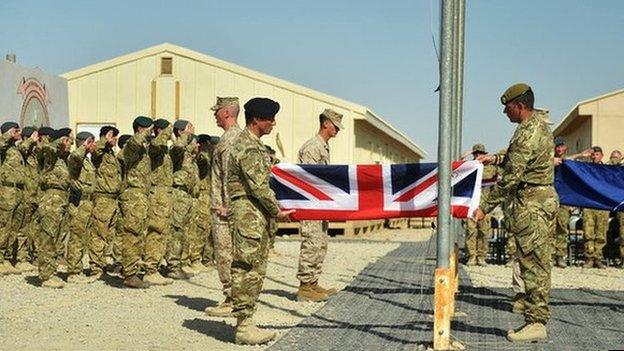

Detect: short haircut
514,89,534,109
319,114,330,127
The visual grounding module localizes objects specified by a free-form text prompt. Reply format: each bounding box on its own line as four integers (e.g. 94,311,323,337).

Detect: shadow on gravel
100,273,126,289
164,294,218,312
263,289,298,301
183,318,234,342
24,275,41,287
264,275,299,289
258,299,310,318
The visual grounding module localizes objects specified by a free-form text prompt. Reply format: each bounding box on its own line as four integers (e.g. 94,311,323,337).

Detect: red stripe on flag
272,166,333,201
356,165,384,217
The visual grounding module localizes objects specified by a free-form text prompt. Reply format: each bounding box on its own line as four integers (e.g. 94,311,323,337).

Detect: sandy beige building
554,89,624,155
61,43,425,164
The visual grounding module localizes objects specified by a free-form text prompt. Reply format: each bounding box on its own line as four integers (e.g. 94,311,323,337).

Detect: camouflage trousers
230,199,270,318
189,191,212,264
36,189,68,281
297,220,328,284
212,213,232,298
66,198,94,275
0,187,34,264
119,188,149,277
553,205,570,258
618,212,624,259
582,208,609,260
89,195,119,273
145,186,172,273
464,216,491,259
167,188,195,269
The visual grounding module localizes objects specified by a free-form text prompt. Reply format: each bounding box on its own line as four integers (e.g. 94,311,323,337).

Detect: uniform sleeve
124,130,149,171
480,126,535,213
238,148,281,217
210,147,224,210
68,145,87,180
91,138,107,167
170,133,190,172
298,143,321,164
149,126,172,167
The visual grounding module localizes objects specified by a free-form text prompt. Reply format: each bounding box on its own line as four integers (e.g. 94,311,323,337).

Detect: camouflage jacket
227,128,281,218
196,149,212,195
68,145,96,194
171,133,199,196
481,110,555,213
0,136,35,186
298,134,329,165
92,137,122,194
211,124,242,211
24,144,40,199
40,140,70,191
149,125,173,188
124,129,151,191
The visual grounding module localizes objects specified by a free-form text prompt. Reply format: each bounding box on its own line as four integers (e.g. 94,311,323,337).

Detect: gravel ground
465,263,624,290
0,229,431,351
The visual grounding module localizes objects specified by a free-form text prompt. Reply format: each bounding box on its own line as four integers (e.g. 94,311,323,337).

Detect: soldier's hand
105,130,115,144
217,206,228,218
184,122,194,135
277,209,296,221
473,208,485,221
581,148,592,158
30,131,40,142
553,157,563,166
475,154,495,164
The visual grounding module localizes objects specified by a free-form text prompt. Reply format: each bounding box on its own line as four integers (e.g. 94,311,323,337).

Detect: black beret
266,145,276,155
38,126,55,136
117,134,132,149
1,121,19,134
173,119,189,130
554,137,566,146
22,126,37,138
76,131,95,141
52,127,72,140
592,146,603,153
210,136,220,145
197,134,211,144
132,116,153,129
100,125,120,137
244,97,280,119
153,118,170,129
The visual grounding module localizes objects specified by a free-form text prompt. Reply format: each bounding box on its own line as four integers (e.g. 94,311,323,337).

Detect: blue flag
555,160,624,212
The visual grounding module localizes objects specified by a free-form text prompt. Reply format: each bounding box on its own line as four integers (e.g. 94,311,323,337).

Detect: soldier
266,145,280,256
144,118,175,285
119,117,153,289
295,108,343,302
206,97,243,317
581,146,609,269
108,133,131,274
609,150,624,268
88,126,122,278
464,143,497,266
36,127,73,288
0,122,37,275
66,131,97,284
191,134,215,270
18,126,40,272
227,97,294,345
475,83,558,342
167,119,199,279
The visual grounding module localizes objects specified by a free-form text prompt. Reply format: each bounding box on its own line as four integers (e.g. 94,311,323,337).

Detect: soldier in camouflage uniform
609,151,624,267
167,120,199,279
464,143,497,266
36,128,74,288
89,126,122,278
266,145,280,256
66,132,97,284
475,84,558,342
192,134,214,269
206,97,243,317
295,108,343,302
0,122,37,275
110,134,131,272
581,146,609,269
120,117,153,289
227,97,294,345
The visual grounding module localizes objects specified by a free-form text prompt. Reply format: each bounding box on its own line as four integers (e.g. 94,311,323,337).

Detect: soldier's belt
518,182,552,189
2,181,24,190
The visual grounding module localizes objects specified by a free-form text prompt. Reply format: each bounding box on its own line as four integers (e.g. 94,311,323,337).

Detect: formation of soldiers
0,95,345,345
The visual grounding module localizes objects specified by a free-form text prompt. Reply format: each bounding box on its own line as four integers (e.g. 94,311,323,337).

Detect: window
161,57,173,75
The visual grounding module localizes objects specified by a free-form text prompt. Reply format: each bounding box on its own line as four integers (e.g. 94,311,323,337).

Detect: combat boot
41,275,65,289
554,257,567,268
181,265,197,277
15,261,37,273
298,282,329,302
511,294,525,314
144,272,173,285
123,275,149,289
507,323,547,342
582,259,594,269
465,256,477,266
477,257,487,266
67,273,95,284
594,259,606,269
0,262,21,275
312,281,338,296
234,316,276,345
205,298,234,317
167,268,192,280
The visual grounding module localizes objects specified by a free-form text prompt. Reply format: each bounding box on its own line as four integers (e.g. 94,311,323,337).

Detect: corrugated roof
61,43,426,158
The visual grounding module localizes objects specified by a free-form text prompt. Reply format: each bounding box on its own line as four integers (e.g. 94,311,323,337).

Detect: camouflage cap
472,143,486,154
321,108,344,130
500,83,531,105
211,97,239,111
554,136,566,146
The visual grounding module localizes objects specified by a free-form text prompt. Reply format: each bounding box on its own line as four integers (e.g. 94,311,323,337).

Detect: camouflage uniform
192,149,213,265
296,135,330,284
36,140,70,281
582,160,609,262
21,139,41,262
120,129,151,278
89,137,122,273
211,124,242,298
66,144,96,275
111,148,126,264
168,134,198,270
553,205,570,259
227,128,281,318
464,164,497,261
480,110,558,325
146,126,174,274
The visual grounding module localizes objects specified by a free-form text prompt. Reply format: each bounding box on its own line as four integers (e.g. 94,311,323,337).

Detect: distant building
554,89,624,155
61,43,426,164
0,57,68,128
